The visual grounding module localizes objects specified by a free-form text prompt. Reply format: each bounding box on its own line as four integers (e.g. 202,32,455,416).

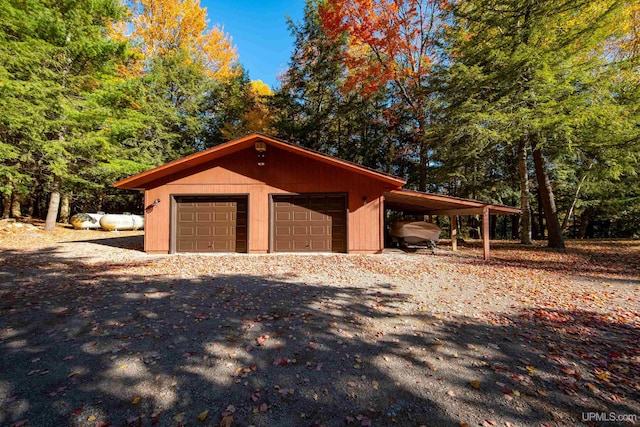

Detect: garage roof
114,133,407,190
114,134,520,218
384,189,521,215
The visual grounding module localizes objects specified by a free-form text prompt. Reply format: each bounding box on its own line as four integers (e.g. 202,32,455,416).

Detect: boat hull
390,221,441,246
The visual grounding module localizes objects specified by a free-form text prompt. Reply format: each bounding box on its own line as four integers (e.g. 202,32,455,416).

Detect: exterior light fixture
255,140,267,166
255,140,267,152
145,198,161,213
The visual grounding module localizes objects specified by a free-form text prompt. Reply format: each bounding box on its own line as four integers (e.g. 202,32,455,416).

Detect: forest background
1,0,638,246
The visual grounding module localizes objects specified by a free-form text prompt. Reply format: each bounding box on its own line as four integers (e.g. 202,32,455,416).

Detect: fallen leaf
131,396,140,405
126,416,139,425
220,415,233,427
586,383,601,394
537,389,548,397
197,410,208,422
470,380,481,389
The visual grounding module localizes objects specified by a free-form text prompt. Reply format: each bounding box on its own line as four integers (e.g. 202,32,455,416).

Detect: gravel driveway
1,224,639,427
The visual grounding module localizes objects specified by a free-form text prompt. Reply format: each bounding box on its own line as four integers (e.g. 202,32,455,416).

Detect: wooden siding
143,145,397,253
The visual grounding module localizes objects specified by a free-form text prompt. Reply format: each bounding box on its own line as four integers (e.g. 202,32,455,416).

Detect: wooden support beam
450,215,458,252
483,206,490,260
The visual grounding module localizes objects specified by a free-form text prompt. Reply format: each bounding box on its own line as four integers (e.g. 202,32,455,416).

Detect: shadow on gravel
0,246,638,426
67,234,145,251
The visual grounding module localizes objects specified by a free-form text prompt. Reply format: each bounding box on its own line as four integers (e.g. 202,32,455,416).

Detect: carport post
450,215,457,251
482,206,490,260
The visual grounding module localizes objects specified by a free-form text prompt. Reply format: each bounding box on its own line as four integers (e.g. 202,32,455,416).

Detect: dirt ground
0,221,639,427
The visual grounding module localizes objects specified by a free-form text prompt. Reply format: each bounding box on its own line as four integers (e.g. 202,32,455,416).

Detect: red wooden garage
115,134,519,259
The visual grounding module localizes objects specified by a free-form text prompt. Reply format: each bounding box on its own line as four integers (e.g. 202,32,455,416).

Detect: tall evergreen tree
0,0,128,229
445,0,637,247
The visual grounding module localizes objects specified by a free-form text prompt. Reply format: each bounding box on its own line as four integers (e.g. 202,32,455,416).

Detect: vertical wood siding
143,146,398,253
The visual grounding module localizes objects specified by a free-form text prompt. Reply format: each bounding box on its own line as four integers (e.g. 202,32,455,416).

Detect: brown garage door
272,194,347,253
175,196,247,253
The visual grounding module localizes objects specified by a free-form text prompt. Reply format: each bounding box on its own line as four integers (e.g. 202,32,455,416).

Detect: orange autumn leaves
112,0,238,80
319,0,446,95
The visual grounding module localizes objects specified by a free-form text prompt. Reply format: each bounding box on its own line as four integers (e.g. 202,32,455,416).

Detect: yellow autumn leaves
111,0,239,81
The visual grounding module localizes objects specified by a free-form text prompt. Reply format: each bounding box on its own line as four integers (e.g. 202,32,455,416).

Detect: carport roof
384,189,521,215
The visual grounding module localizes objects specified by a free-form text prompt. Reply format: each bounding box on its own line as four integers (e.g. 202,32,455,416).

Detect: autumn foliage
115,0,238,80
319,0,447,94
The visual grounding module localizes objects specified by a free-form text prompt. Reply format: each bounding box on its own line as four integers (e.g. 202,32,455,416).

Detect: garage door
272,194,347,253
175,196,247,253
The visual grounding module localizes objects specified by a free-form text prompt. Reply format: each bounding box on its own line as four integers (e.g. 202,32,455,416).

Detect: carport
384,189,521,260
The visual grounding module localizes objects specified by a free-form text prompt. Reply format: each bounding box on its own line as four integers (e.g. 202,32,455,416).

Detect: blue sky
202,0,306,89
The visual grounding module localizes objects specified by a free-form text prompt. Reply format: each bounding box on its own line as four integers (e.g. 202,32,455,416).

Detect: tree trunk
537,191,545,238
59,192,71,223
532,147,565,248
577,209,591,239
44,176,61,231
490,215,497,239
418,143,428,192
518,138,533,244
511,214,519,239
11,193,22,218
2,192,10,219
561,174,587,232
531,207,541,240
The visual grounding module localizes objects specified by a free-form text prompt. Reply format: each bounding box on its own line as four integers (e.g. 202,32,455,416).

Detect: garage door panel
273,194,346,253
196,212,212,222
310,226,328,235
309,211,327,221
175,196,247,253
275,212,291,221
292,226,308,235
293,211,309,221
178,241,195,251
178,226,194,236
179,212,195,222
276,226,292,236
293,240,311,250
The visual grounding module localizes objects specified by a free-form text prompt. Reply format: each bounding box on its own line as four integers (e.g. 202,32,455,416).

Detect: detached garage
115,133,519,258
115,134,403,254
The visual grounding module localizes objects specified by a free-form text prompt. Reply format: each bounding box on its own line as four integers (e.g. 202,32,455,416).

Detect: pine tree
445,0,637,247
